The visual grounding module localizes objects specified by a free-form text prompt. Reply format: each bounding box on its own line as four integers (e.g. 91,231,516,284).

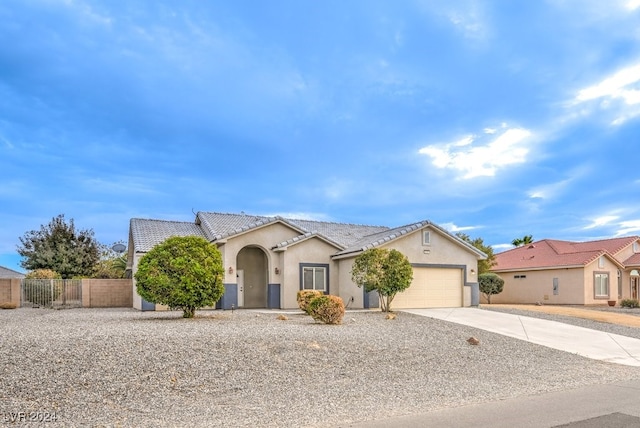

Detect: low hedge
621,299,639,309
297,290,323,314
308,295,345,325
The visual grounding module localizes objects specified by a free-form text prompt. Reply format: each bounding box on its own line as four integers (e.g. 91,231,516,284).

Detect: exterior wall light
275,267,280,275
228,266,234,274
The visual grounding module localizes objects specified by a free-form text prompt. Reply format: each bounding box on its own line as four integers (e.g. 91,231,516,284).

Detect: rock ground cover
1,307,640,427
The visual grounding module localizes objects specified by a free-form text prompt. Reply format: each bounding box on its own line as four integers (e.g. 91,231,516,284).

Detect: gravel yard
2,307,640,427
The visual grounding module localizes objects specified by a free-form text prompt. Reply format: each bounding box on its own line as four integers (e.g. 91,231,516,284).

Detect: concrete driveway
402,308,640,367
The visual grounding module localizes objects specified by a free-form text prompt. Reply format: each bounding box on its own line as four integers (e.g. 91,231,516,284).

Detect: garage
392,267,463,309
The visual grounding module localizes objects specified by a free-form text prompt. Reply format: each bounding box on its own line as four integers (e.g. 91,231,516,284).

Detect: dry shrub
0,303,17,309
297,290,323,314
276,314,288,321
308,295,345,325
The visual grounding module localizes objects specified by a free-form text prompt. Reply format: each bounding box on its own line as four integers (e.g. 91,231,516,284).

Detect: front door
237,270,245,307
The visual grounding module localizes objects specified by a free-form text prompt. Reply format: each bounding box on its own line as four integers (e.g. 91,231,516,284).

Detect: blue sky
2,1,640,273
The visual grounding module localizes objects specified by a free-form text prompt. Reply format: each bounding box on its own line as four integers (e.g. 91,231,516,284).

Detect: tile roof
493,236,640,271
625,252,640,267
130,211,485,259
0,265,25,278
130,218,207,252
285,218,389,248
195,211,389,248
334,220,487,258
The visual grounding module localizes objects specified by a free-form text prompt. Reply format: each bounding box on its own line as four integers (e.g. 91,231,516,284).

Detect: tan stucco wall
0,278,21,307
132,253,142,310
336,226,480,308
279,238,340,309
492,268,585,304
82,279,133,308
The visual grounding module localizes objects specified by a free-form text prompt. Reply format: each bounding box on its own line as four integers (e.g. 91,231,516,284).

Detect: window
598,256,605,268
594,273,609,298
634,242,639,253
301,265,328,292
422,231,431,246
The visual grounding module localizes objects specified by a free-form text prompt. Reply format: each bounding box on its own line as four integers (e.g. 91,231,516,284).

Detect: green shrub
621,299,639,308
297,290,323,314
479,273,504,304
24,269,61,279
135,236,225,318
308,295,345,325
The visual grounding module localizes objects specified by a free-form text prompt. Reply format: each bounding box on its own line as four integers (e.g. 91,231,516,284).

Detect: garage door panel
392,268,462,309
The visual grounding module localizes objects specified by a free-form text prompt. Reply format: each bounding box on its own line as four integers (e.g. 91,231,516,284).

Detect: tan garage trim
392,266,463,309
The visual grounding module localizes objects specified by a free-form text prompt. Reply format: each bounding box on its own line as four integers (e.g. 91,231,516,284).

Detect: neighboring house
490,236,640,305
0,265,25,279
127,212,486,311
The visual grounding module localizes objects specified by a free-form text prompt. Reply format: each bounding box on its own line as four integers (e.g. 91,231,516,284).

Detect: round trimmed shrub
308,295,345,325
297,290,323,314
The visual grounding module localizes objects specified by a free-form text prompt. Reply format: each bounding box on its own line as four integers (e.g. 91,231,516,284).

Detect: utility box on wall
553,278,559,295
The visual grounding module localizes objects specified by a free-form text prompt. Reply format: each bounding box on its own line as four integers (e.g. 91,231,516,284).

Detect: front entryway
237,246,268,308
632,277,639,300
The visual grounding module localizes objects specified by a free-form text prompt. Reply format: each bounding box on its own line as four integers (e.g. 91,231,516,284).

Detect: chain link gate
21,279,82,309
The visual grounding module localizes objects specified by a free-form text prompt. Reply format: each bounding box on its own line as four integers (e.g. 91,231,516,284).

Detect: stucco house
490,236,640,305
127,212,486,311
0,265,25,279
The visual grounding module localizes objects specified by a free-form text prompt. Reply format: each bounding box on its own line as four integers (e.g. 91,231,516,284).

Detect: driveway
403,307,640,367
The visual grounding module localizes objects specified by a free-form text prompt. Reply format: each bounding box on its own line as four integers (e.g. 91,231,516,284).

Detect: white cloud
584,215,621,230
483,128,496,134
418,127,532,179
626,0,640,11
576,64,640,103
263,212,331,221
617,219,640,235
440,222,477,233
571,63,640,125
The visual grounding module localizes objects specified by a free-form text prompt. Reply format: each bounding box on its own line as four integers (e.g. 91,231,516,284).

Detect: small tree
456,232,496,274
479,273,504,304
351,248,413,312
93,242,128,279
17,214,100,279
134,236,225,318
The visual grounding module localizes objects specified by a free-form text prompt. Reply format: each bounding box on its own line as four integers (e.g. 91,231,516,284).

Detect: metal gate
21,279,82,309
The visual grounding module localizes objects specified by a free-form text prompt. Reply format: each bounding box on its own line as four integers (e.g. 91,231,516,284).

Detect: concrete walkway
402,308,640,367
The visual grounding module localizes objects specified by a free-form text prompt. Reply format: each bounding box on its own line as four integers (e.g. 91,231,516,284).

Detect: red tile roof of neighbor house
493,236,640,271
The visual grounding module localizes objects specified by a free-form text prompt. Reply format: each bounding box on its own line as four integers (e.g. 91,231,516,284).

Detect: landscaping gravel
2,307,640,427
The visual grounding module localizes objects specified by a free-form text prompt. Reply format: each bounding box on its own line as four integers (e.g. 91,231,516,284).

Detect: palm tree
512,235,534,247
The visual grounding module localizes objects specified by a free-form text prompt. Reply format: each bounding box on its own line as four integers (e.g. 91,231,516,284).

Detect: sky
2,0,640,273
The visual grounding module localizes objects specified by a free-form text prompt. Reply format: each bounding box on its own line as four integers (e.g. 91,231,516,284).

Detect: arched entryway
237,246,268,308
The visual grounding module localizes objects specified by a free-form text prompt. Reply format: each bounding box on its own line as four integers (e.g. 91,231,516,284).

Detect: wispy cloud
626,0,640,11
584,215,621,230
418,127,532,179
528,179,571,200
440,222,477,233
572,62,640,125
617,219,640,235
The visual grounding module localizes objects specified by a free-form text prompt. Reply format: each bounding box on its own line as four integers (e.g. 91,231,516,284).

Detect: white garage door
392,267,463,309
